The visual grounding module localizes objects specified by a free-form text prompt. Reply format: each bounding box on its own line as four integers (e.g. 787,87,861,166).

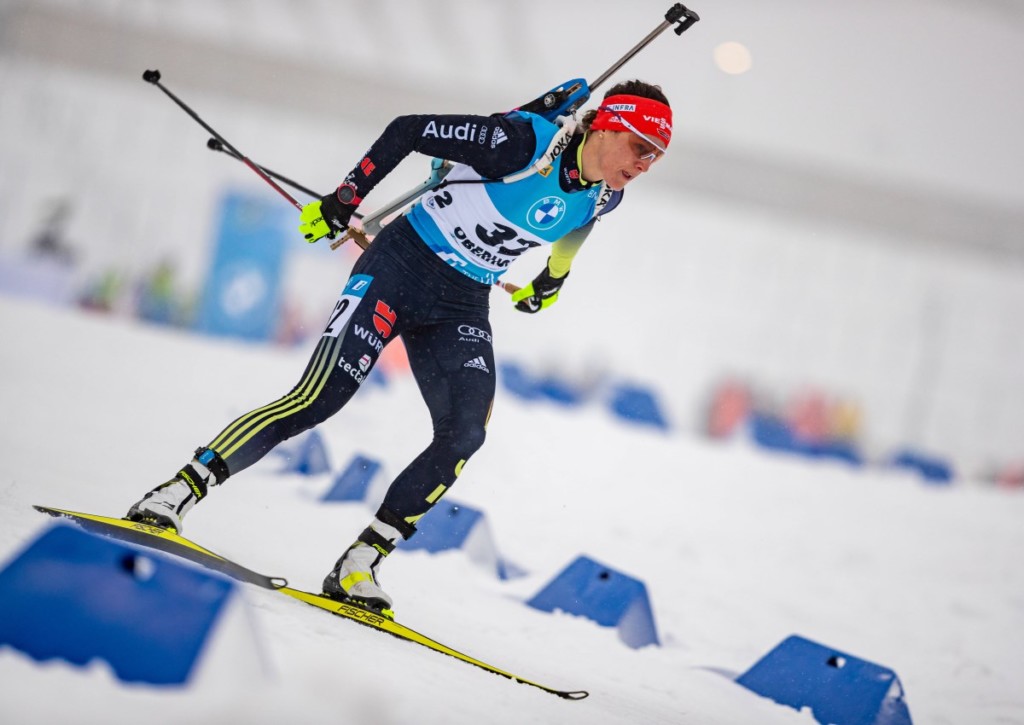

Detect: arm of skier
299,113,538,243
511,222,592,313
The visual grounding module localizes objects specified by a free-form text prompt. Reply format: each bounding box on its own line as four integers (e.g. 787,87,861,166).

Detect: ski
31,505,589,700
32,505,288,590
277,586,588,700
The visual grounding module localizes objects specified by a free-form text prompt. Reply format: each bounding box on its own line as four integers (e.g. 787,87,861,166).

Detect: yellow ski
32,505,588,699
33,505,288,589
278,587,588,699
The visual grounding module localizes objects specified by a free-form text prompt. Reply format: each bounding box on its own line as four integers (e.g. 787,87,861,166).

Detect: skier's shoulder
498,110,560,147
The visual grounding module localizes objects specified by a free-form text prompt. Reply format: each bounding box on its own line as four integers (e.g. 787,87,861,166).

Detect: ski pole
143,71,375,250
142,69,304,211
204,136,372,247
590,3,700,94
206,138,326,202
495,280,521,295
141,71,516,291
202,135,503,271
356,3,702,225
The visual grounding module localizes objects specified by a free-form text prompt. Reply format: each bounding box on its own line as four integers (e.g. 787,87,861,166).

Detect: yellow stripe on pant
210,335,343,460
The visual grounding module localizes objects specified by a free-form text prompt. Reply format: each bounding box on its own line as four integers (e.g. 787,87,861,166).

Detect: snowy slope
1,295,1023,725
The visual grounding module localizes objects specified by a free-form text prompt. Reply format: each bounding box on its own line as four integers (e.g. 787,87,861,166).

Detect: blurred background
1,0,1022,486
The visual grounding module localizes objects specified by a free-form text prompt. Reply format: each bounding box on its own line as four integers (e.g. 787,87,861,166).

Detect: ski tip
269,576,290,590
560,690,589,700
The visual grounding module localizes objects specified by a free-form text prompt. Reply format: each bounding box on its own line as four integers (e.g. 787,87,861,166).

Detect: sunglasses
596,106,667,162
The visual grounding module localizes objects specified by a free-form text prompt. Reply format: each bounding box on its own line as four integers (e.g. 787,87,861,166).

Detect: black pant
202,216,496,526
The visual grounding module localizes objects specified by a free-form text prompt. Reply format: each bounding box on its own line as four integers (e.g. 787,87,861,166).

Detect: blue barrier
498,363,588,406
403,500,484,553
498,362,545,401
805,438,863,466
749,413,863,467
749,412,795,450
277,430,331,476
607,383,670,430
0,524,235,685
736,635,913,725
526,556,659,648
888,450,953,484
401,500,516,580
323,454,382,502
499,364,669,429
535,375,587,406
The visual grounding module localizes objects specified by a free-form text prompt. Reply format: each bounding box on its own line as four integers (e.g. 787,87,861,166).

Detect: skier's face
587,130,663,191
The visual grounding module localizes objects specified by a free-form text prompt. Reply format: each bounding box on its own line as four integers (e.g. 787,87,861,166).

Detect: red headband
590,94,673,151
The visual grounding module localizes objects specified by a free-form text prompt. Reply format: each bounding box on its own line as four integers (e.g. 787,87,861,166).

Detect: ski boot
322,510,415,620
124,448,225,533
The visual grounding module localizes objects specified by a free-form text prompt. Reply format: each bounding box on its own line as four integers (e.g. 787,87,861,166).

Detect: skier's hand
298,200,335,243
511,263,567,313
299,184,360,243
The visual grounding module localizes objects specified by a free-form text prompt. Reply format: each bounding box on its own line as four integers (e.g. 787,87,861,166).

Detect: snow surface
1,294,1023,725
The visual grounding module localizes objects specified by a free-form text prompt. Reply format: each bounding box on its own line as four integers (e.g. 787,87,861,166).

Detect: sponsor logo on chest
526,196,567,231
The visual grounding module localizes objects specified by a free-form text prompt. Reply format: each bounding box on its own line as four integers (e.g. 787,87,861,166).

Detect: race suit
197,110,622,526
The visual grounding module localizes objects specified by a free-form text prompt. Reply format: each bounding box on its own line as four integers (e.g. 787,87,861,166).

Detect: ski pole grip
676,10,700,34
666,4,700,35
590,4,699,93
665,4,687,22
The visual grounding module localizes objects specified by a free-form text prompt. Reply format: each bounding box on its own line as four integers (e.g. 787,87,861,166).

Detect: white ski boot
322,513,414,618
124,461,211,533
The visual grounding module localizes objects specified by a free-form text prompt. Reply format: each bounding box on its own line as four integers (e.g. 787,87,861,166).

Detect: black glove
512,263,568,313
320,183,361,232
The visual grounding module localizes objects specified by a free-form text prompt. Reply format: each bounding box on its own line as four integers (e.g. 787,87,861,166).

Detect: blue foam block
736,635,913,725
402,500,484,553
889,450,953,484
279,430,331,476
498,362,544,401
607,384,670,430
526,555,659,648
400,500,518,580
0,524,235,685
322,454,381,502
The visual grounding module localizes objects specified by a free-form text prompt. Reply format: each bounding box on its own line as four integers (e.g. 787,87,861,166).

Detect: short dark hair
579,80,670,132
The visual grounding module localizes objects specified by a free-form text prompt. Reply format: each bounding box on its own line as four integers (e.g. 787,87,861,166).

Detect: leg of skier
321,314,496,614
125,244,419,533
